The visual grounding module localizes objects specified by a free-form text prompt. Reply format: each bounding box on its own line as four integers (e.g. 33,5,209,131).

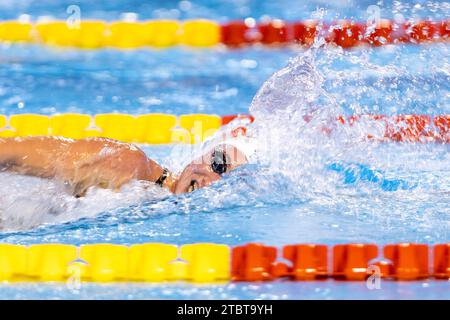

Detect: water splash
0,172,169,232
0,34,449,234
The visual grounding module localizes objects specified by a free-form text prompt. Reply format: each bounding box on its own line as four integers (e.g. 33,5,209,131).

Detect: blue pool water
0,0,449,299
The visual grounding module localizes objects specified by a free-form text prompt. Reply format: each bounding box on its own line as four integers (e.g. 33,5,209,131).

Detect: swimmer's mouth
187,180,199,193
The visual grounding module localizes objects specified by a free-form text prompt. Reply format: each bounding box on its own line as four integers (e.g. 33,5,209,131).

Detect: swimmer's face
173,144,248,194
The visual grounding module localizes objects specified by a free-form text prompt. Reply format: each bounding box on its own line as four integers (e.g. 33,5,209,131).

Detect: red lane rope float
222,114,255,125
293,20,321,46
336,114,450,143
231,243,279,281
226,114,449,143
231,243,450,282
333,244,378,281
382,244,430,280
221,19,449,48
281,244,328,280
434,244,450,279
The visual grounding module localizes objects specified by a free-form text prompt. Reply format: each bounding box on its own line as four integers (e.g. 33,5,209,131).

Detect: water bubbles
244,17,256,28
239,59,258,69
178,1,192,12
17,14,31,24
393,13,405,24
120,12,138,22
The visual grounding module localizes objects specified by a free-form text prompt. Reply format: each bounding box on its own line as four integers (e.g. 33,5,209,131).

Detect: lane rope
0,113,448,144
0,18,448,49
0,242,448,282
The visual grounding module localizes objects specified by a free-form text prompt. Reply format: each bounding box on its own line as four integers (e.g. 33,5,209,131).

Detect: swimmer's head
173,144,248,194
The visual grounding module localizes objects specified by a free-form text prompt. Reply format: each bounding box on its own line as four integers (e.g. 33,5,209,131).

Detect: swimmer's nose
174,163,223,194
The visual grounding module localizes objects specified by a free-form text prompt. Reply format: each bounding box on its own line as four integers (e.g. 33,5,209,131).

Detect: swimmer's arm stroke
0,136,176,196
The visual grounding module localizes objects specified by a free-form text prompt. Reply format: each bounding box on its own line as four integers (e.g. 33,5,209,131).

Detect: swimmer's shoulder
69,137,143,154
70,137,149,171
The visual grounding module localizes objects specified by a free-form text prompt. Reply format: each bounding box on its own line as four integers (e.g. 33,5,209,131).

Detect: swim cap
221,136,257,163
198,118,257,163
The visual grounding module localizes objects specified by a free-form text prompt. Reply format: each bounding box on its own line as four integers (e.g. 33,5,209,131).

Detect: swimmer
0,136,250,197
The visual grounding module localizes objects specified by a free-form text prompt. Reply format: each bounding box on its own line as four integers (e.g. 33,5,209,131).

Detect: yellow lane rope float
0,113,223,144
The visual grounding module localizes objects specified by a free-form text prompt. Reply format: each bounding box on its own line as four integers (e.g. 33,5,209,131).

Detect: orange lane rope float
0,113,448,144
0,18,448,49
0,242,448,283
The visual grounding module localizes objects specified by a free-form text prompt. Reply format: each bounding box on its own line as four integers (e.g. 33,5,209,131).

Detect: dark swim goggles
211,148,228,175
188,148,229,192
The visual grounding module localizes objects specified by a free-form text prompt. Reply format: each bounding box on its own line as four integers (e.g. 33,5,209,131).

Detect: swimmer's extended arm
0,137,176,196
0,136,69,177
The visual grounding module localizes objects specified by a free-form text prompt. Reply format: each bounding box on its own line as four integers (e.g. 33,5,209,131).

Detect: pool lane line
0,18,448,49
0,243,449,282
0,113,448,144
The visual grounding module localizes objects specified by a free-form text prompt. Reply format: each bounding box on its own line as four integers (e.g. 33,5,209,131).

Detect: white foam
0,172,168,232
